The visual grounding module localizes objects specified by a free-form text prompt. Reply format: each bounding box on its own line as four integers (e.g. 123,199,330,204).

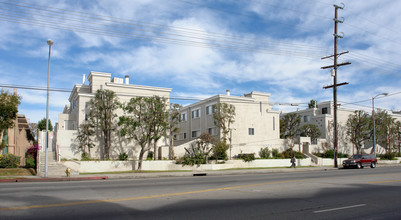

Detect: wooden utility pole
321,3,350,168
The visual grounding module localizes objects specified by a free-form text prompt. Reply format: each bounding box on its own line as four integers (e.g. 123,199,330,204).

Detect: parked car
342,154,377,169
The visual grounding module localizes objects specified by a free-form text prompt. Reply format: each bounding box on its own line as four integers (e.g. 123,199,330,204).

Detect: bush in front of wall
259,147,271,159
118,153,128,161
0,153,21,168
25,155,36,168
238,153,255,162
25,144,40,168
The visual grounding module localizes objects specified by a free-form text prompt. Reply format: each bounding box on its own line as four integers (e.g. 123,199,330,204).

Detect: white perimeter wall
62,158,312,173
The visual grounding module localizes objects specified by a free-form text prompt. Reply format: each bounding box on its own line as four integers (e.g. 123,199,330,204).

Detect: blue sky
0,0,400,125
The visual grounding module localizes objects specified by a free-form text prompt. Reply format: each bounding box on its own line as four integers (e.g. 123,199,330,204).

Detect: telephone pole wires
321,3,350,168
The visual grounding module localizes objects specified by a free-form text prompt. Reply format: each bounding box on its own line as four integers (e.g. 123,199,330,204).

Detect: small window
206,105,216,115
248,128,255,135
273,116,275,131
181,113,187,121
173,135,177,140
192,130,200,138
192,109,200,119
183,133,187,139
322,107,328,114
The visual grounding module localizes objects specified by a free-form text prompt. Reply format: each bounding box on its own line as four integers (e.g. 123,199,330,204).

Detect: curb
0,176,108,183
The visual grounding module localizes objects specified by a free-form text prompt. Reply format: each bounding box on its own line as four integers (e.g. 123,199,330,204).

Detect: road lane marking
0,179,308,211
368,179,401,184
314,204,366,213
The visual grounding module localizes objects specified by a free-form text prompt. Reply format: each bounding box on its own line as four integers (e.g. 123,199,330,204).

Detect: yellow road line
0,179,307,211
368,180,401,184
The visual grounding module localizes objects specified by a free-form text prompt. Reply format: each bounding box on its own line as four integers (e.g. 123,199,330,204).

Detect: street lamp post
45,39,53,177
372,92,388,157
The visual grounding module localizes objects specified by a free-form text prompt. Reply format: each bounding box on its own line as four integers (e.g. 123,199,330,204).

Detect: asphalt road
1,166,401,220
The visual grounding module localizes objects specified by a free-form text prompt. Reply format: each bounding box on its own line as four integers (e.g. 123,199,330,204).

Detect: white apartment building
173,91,282,158
56,71,172,160
286,101,401,155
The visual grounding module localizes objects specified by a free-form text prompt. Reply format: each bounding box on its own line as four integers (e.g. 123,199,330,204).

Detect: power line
2,83,400,111
0,0,328,59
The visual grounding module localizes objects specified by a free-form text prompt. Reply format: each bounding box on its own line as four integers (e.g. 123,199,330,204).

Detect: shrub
25,155,36,168
238,153,255,162
81,152,90,161
324,149,334,159
380,152,396,160
337,152,349,158
211,141,229,161
25,144,40,169
272,149,280,158
147,151,154,160
259,147,270,159
118,153,128,161
313,150,348,158
0,153,21,168
279,149,305,159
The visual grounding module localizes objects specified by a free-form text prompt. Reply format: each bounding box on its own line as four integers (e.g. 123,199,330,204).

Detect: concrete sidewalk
2,164,400,183
0,166,338,183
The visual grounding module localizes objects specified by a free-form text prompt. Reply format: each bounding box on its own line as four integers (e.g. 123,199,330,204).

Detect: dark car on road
342,154,377,169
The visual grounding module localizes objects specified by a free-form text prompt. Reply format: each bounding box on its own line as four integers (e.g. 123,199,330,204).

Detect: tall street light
372,92,388,157
45,39,53,177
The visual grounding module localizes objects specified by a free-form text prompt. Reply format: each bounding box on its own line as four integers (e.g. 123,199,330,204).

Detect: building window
322,107,328,114
183,133,187,139
181,113,187,121
192,109,200,119
208,127,216,135
273,116,275,131
304,115,310,122
192,130,200,138
206,105,216,115
173,135,177,140
248,128,255,135
85,102,89,121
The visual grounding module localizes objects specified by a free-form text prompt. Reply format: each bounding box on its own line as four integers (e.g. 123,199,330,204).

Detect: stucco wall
62,158,313,173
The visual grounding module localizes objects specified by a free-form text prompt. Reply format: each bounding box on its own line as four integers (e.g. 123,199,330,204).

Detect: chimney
82,74,85,84
125,75,129,85
226,89,230,96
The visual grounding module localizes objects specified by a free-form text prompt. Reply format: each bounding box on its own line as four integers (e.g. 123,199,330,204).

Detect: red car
342,154,377,169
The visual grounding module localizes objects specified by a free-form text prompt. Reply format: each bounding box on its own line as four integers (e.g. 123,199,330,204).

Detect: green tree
346,110,371,154
168,103,182,160
0,90,21,142
76,122,95,158
149,96,169,160
308,100,318,108
119,96,168,170
280,113,301,145
212,140,229,161
300,124,321,143
213,103,236,144
37,118,53,131
375,110,396,153
394,121,401,156
88,89,119,160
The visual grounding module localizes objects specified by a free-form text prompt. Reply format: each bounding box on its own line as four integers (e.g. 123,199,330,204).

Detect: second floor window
249,128,255,135
206,105,216,115
181,113,187,121
192,109,200,119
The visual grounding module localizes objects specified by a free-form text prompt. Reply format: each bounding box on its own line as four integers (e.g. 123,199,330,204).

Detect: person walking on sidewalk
290,156,296,168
